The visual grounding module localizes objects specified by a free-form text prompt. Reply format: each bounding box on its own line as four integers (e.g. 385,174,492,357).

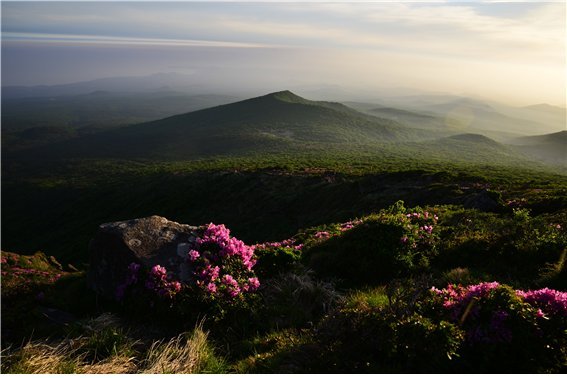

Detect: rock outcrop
87,215,200,299
463,189,503,212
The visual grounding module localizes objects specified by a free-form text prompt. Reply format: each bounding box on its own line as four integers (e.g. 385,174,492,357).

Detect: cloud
1,1,564,105
2,32,272,48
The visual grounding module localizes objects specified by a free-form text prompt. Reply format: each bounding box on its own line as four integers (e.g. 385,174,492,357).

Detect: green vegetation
1,90,566,373
2,201,565,373
1,91,236,132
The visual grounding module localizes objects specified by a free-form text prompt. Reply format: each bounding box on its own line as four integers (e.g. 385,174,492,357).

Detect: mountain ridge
7,90,418,161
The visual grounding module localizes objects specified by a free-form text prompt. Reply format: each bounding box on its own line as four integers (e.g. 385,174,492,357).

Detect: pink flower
536,309,545,318
227,286,241,297
248,277,260,291
170,281,182,293
517,288,567,316
188,250,200,262
315,231,330,239
222,274,238,287
151,265,167,277
200,265,220,281
206,282,217,293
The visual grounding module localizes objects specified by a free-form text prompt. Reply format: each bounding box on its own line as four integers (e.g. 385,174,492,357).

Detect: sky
1,1,565,106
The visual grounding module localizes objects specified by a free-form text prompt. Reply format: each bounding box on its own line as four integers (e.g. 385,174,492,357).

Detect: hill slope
1,91,239,132
10,91,423,161
510,131,567,166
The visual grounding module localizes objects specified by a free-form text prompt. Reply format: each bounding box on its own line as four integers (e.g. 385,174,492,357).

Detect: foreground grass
1,317,226,374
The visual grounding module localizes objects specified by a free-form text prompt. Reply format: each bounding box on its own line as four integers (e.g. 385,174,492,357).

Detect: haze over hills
1,72,211,99
1,91,239,131
3,73,564,143
7,90,423,161
1,73,564,168
3,90,558,172
509,131,567,166
377,96,565,138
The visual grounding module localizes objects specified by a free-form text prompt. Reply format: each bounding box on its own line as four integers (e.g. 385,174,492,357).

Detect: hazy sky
2,1,565,106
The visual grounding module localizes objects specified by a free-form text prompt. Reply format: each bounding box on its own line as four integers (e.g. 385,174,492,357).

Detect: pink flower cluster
314,231,330,240
399,210,438,247
313,220,362,241
191,223,260,300
420,225,434,234
144,264,182,299
116,223,260,304
516,288,567,317
340,219,362,232
406,211,438,221
431,282,567,344
255,238,304,252
431,282,500,319
2,263,63,284
431,282,512,343
197,223,256,270
188,249,200,262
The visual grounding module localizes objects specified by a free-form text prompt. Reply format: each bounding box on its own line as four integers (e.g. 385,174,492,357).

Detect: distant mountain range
5,90,563,171
509,131,567,166
3,73,564,140
2,73,204,99
10,90,424,160
1,91,239,131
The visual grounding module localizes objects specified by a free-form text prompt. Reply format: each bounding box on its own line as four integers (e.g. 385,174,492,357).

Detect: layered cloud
1,1,565,105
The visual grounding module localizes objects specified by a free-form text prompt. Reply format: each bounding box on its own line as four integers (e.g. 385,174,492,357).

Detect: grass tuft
141,323,227,374
2,341,79,374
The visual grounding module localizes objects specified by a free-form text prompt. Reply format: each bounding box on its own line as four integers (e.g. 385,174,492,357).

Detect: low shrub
434,207,566,286
316,306,463,373
312,281,567,373
426,282,567,372
303,201,439,287
253,241,302,279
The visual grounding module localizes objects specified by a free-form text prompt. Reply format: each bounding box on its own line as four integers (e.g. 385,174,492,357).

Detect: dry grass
1,341,79,374
141,324,214,374
1,320,225,374
78,355,137,374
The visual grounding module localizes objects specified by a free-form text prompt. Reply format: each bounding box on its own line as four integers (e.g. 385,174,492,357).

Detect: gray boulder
87,215,200,299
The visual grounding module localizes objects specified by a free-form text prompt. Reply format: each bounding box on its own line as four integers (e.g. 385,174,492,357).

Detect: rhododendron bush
426,282,567,372
116,223,260,311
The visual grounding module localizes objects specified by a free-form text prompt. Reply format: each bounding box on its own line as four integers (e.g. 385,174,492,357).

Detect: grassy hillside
510,131,567,166
5,91,425,161
2,201,566,373
2,88,566,374
3,90,564,265
1,91,238,132
3,152,566,265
